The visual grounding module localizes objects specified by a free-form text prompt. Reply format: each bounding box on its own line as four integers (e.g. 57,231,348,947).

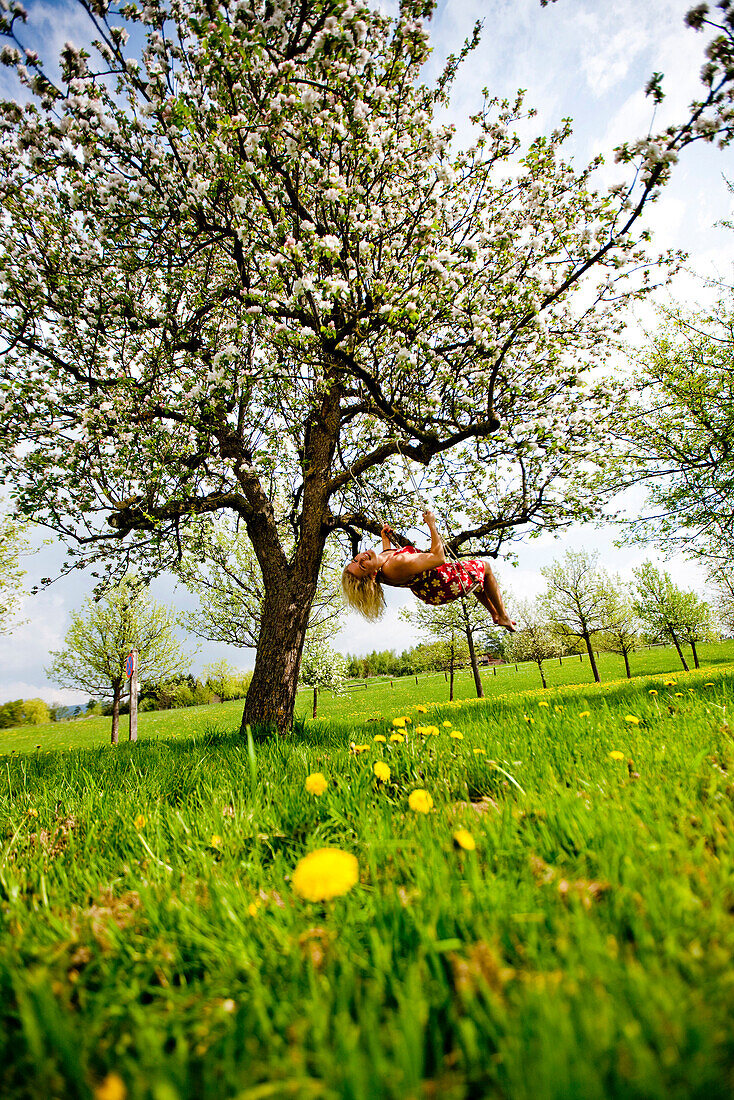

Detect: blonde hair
341,566,387,620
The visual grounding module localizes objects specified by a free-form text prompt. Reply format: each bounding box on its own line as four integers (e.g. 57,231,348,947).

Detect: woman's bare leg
475,562,515,631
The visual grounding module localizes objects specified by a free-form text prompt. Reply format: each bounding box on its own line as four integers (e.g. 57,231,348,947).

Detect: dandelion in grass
442,720,453,728
349,742,370,755
538,701,549,708
95,1073,127,1100
390,733,404,743
133,814,146,830
248,899,261,917
649,689,658,696
705,682,715,687
373,761,391,782
292,848,359,902
675,692,684,697
27,808,38,818
608,751,625,761
392,717,406,729
416,705,428,713
473,748,486,755
579,711,590,718
305,773,328,796
625,715,640,725
210,834,223,849
373,734,386,743
403,716,412,725
664,680,677,686
408,789,434,814
453,829,476,851
450,731,464,740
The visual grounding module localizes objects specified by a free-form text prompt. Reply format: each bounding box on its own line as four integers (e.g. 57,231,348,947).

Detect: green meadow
3,640,734,754
1,648,734,1098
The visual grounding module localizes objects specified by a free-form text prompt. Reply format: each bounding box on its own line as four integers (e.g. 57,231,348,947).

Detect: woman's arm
380,511,445,585
380,524,394,551
423,511,446,566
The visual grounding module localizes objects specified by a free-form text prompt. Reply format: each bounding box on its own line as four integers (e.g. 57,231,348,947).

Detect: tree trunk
241,581,313,734
583,633,601,683
537,660,547,689
623,649,631,679
668,628,690,671
110,682,121,745
312,686,318,719
690,640,700,669
461,601,484,698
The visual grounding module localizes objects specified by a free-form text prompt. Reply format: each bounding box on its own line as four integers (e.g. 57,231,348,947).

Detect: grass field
1,650,734,1098
3,639,734,755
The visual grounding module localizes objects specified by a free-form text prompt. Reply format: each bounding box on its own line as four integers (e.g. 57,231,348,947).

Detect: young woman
342,510,515,628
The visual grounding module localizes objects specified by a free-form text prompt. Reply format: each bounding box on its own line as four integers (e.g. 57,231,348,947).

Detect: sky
1,0,733,704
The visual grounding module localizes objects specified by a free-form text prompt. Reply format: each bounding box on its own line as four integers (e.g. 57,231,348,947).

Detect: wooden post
129,649,138,742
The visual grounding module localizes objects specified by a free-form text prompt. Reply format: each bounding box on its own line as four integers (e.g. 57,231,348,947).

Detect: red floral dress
384,546,485,606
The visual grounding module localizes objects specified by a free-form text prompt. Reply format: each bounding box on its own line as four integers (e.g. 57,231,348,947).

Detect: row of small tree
507,552,718,687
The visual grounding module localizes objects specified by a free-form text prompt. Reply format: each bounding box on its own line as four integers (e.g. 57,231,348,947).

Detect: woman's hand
380,523,394,538
422,510,436,526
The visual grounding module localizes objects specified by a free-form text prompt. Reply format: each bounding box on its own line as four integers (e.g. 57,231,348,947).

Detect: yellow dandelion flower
392,717,406,728
675,692,684,697
608,750,625,761
349,742,370,755
648,689,658,695
453,829,476,851
523,715,535,724
624,715,640,725
450,731,464,740
27,808,38,818
373,734,386,743
538,701,549,708
373,761,391,782
248,899,261,917
705,682,714,687
442,720,452,728
416,705,428,713
390,733,405,744
664,680,677,686
210,834,223,848
292,848,359,902
473,748,486,755
305,772,328,796
578,711,590,718
403,716,412,724
408,789,434,814
95,1074,127,1100
133,814,146,830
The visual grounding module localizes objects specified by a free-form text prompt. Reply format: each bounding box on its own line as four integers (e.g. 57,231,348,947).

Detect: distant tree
21,698,50,726
46,578,191,744
0,699,24,729
706,561,734,637
540,551,617,683
506,601,562,689
299,631,346,719
202,659,252,701
401,599,474,699
0,512,26,634
632,562,704,671
676,589,718,668
598,579,641,679
401,592,486,699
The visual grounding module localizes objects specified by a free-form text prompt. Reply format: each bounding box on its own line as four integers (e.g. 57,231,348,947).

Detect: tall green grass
1,663,733,1098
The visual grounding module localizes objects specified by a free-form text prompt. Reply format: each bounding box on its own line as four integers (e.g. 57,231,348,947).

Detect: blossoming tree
0,0,733,731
